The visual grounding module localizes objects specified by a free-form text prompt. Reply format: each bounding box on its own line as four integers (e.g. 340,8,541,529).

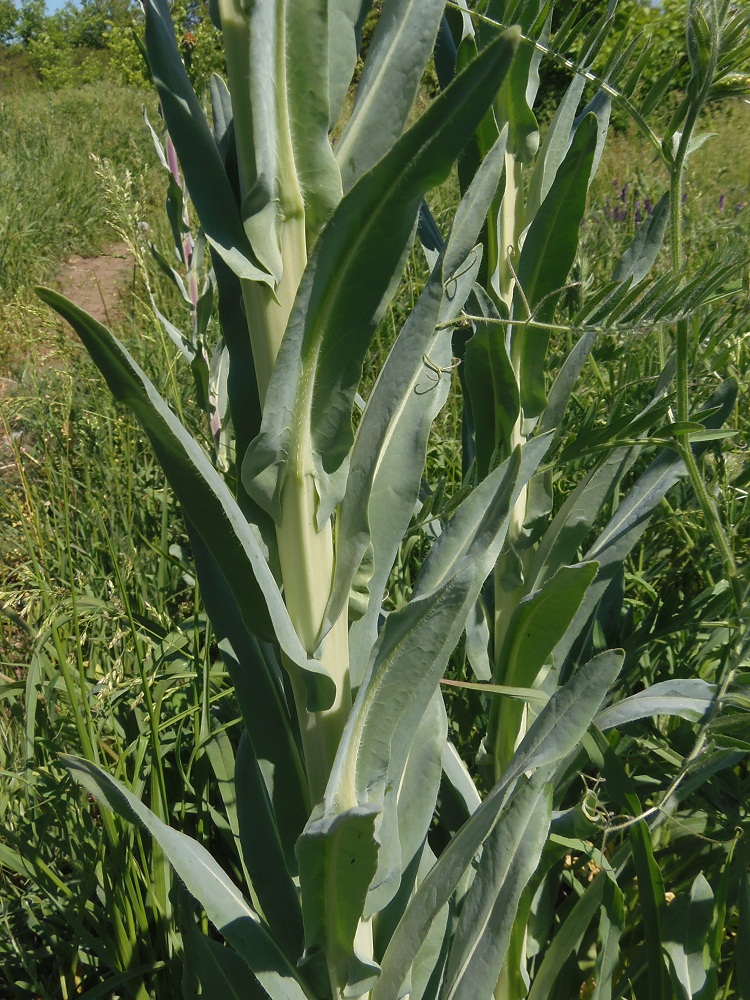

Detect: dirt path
1,242,136,476
53,241,134,327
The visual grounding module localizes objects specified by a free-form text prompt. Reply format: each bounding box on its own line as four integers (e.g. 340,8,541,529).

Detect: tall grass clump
13,0,750,997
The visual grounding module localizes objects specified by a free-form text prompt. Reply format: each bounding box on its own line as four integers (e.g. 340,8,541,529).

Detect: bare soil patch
54,241,134,326
1,242,135,486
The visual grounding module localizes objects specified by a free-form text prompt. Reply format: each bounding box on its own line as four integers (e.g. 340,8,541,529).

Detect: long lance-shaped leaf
412,435,550,600
235,731,304,963
464,285,519,477
513,112,598,419
439,771,552,1000
402,851,453,1000
326,268,446,639
181,903,268,1000
206,88,264,461
328,239,483,642
189,526,309,868
591,878,626,1000
539,328,598,436
392,691,448,894
284,2,342,237
242,29,520,528
528,446,639,591
663,873,715,1000
553,378,738,668
63,756,315,1000
374,649,623,1000
142,0,271,284
366,688,448,919
490,561,600,772
37,289,335,712
529,362,677,588
342,440,547,850
595,679,716,731
219,0,341,273
613,192,670,286
328,0,372,129
296,804,382,998
297,443,546,985
526,871,613,1000
344,133,508,675
492,1,544,164
336,0,446,192
526,72,587,220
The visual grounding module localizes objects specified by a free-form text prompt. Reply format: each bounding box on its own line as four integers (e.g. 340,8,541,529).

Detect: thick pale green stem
280,468,351,805
221,0,351,806
491,149,531,784
496,152,525,309
241,217,307,405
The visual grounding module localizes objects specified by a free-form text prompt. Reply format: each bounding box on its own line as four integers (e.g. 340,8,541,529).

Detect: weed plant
1,3,749,997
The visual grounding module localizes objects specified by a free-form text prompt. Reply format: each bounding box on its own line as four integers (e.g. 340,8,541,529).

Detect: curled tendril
415,353,461,395
445,247,480,300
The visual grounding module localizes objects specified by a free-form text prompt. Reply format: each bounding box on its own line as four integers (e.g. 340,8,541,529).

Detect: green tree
0,0,18,44
50,0,135,49
17,0,46,44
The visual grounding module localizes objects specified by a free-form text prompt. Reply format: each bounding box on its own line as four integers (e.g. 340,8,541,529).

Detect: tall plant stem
669,108,743,616
246,229,352,805
221,0,352,805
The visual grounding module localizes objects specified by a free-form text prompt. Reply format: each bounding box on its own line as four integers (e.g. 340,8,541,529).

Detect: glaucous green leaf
285,0,343,236
440,771,552,1000
235,731,304,962
663,873,715,1000
374,650,622,999
242,29,520,528
190,530,308,867
336,0,446,191
490,561,599,770
513,112,598,418
37,289,335,712
296,804,381,997
343,132,507,669
595,679,716,731
143,0,271,283
464,285,519,476
328,0,372,128
367,690,448,917
613,192,670,286
526,72,586,220
63,756,314,1000
182,901,267,1000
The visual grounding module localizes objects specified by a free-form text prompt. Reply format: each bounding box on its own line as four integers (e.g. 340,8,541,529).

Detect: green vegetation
1,1,749,998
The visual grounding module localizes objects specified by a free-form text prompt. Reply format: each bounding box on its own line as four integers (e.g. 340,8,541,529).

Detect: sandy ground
53,241,134,326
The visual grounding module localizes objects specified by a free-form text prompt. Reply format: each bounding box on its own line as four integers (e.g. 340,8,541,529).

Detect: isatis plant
36,0,750,998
